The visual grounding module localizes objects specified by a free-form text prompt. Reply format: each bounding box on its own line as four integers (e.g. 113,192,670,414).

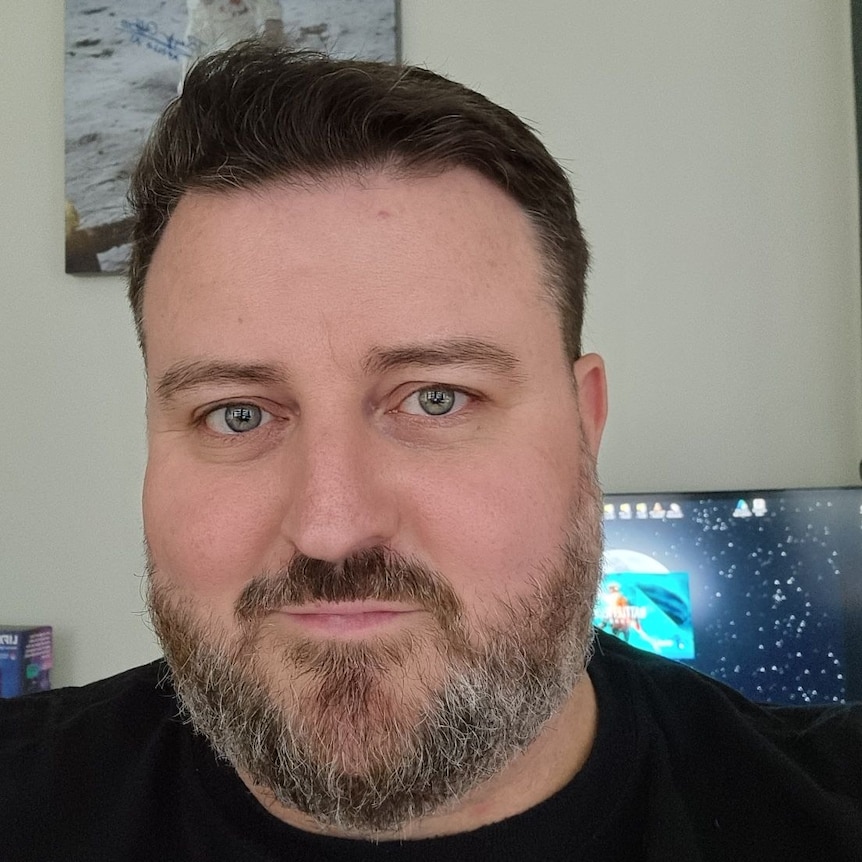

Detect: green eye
417,388,457,415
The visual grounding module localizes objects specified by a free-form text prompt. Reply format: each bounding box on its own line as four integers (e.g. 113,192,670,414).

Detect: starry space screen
600,487,862,705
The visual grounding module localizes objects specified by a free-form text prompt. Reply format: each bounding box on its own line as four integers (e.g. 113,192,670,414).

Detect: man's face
142,167,606,834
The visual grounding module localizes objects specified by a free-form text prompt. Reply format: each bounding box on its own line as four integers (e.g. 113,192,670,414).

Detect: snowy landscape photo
65,0,399,274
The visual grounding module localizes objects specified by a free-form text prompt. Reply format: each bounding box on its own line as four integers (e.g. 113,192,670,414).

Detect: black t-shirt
2,631,860,861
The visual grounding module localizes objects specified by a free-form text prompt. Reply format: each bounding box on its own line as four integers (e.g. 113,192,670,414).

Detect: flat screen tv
599,486,862,705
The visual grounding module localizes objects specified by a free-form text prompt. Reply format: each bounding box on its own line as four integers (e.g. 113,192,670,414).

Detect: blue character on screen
597,582,645,642
594,574,696,659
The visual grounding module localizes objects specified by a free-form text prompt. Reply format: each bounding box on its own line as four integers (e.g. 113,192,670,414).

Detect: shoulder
591,631,862,854
0,660,174,743
0,661,192,847
593,630,862,759
598,627,858,707
0,660,181,795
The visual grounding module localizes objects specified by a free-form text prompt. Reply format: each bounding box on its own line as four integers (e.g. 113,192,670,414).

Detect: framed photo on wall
65,0,401,274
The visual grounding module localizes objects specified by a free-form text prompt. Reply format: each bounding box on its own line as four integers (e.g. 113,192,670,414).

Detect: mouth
274,602,423,636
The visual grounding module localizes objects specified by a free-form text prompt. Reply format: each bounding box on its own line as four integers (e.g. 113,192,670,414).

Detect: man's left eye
399,387,469,417
204,403,272,434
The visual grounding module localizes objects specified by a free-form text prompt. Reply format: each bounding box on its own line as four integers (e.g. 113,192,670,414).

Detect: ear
573,353,607,457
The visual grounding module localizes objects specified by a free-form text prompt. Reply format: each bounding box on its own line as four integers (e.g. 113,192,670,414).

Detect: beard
146,466,603,836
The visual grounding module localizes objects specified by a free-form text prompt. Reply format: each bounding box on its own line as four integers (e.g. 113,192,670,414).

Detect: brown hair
127,43,589,358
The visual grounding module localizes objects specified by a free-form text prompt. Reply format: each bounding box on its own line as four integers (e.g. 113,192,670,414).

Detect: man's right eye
204,404,271,435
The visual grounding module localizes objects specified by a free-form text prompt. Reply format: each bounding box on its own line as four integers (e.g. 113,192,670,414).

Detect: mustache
234,547,464,626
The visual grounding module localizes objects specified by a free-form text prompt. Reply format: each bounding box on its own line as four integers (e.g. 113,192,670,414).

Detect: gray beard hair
146,480,603,836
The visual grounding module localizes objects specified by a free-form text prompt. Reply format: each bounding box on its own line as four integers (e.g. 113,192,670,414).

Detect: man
3,43,861,860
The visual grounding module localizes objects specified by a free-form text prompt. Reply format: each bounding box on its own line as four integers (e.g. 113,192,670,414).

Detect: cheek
142,455,283,606
404,445,580,608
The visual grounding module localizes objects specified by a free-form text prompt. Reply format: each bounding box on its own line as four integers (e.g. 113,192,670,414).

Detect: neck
243,672,598,841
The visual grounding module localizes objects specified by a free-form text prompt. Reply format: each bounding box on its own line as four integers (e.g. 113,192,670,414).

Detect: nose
279,418,399,563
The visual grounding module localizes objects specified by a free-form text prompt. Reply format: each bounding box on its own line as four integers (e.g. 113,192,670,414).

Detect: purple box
0,626,53,698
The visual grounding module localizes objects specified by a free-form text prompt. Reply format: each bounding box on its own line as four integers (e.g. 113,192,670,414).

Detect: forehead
141,167,560,370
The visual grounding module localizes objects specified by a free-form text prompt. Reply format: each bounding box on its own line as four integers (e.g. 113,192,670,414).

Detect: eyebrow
153,360,288,404
153,338,524,403
362,338,524,380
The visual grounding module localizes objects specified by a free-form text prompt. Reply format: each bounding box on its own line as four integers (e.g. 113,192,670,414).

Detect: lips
276,602,421,635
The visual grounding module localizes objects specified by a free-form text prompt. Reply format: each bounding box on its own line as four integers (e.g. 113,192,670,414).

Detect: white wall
1,2,860,687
